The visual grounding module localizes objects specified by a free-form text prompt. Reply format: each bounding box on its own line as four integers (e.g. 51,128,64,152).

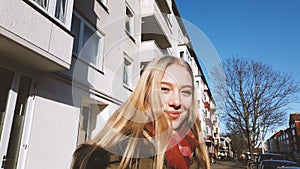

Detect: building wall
0,0,74,70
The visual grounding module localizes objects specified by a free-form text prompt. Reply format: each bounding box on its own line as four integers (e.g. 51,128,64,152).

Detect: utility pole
254,85,264,153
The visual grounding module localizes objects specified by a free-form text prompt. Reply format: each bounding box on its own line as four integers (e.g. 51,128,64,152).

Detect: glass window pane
123,64,128,85
55,0,67,22
33,0,48,9
82,25,100,66
125,7,134,35
83,25,94,46
71,14,81,54
123,57,132,86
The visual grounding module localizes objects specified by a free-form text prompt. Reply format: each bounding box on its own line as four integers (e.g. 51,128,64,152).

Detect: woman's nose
168,91,181,109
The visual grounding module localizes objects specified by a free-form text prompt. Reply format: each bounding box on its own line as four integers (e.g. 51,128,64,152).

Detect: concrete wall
0,0,74,70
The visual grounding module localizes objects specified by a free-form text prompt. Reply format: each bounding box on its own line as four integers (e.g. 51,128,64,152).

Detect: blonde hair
72,56,210,169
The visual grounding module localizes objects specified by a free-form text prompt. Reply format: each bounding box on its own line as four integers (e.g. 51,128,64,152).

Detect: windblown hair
71,56,210,169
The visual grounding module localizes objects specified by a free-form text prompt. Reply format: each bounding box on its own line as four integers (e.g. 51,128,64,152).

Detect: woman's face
160,64,193,130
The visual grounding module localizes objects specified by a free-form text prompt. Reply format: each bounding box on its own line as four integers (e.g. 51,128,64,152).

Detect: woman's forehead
161,64,192,86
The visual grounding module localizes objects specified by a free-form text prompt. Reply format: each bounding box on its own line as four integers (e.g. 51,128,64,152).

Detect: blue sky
174,0,300,130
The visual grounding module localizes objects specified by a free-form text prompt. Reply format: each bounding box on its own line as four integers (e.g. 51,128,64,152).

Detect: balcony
0,0,74,71
141,0,172,49
0,26,72,71
204,101,210,109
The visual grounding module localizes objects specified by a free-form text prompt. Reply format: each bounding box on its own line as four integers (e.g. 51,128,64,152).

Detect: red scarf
144,124,199,169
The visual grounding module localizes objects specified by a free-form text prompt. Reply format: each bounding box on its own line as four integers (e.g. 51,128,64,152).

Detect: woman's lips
168,111,180,120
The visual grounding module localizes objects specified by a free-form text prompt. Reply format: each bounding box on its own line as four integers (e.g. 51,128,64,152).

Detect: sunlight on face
160,64,193,130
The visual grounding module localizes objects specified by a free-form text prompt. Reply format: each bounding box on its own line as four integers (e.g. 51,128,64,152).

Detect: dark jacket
71,144,199,169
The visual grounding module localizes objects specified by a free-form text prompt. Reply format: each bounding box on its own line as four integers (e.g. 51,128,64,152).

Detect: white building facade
0,0,219,169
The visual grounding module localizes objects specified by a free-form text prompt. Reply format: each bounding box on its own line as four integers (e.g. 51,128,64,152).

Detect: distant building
266,112,300,162
290,113,300,161
217,136,233,159
268,130,284,153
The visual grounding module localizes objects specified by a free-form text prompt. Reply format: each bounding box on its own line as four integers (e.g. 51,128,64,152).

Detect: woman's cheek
182,97,193,109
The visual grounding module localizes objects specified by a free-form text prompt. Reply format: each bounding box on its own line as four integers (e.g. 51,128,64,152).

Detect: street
211,160,246,169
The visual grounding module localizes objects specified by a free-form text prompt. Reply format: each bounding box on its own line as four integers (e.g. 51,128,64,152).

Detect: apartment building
218,136,233,159
194,77,217,155
0,0,219,169
290,113,300,161
266,112,300,162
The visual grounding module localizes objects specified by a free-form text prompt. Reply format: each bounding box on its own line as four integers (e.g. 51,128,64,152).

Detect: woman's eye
182,90,192,96
161,87,170,92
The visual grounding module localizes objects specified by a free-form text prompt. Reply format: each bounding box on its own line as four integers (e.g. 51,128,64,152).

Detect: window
196,80,199,89
140,62,149,75
203,110,208,118
55,0,67,22
71,12,104,70
292,129,295,136
123,54,133,88
77,103,107,145
180,51,184,59
125,5,134,37
33,0,48,9
164,14,172,29
32,0,68,23
186,51,192,65
178,30,183,44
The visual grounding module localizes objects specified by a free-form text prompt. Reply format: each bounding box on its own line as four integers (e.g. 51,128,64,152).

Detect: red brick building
266,112,300,162
290,113,300,161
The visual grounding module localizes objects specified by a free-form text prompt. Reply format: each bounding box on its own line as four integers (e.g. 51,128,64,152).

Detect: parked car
257,160,300,169
257,153,286,162
254,153,287,168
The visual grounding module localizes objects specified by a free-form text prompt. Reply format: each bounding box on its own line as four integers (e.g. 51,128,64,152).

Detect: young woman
71,56,210,169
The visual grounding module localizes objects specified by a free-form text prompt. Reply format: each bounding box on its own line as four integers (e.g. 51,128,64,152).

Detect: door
0,67,34,169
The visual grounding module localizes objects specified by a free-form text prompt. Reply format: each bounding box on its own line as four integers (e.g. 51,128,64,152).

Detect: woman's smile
167,111,181,120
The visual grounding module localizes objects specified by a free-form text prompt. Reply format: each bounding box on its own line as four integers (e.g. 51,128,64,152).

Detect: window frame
71,11,105,71
123,53,133,89
125,4,135,39
29,0,69,24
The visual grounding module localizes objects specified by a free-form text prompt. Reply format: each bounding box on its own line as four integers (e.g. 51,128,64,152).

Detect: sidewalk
211,160,247,169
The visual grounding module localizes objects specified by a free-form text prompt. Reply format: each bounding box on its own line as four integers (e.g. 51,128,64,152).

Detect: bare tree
212,57,300,159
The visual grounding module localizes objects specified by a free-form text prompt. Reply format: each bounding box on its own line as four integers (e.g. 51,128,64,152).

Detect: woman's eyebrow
181,85,193,89
161,81,192,89
161,81,171,85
